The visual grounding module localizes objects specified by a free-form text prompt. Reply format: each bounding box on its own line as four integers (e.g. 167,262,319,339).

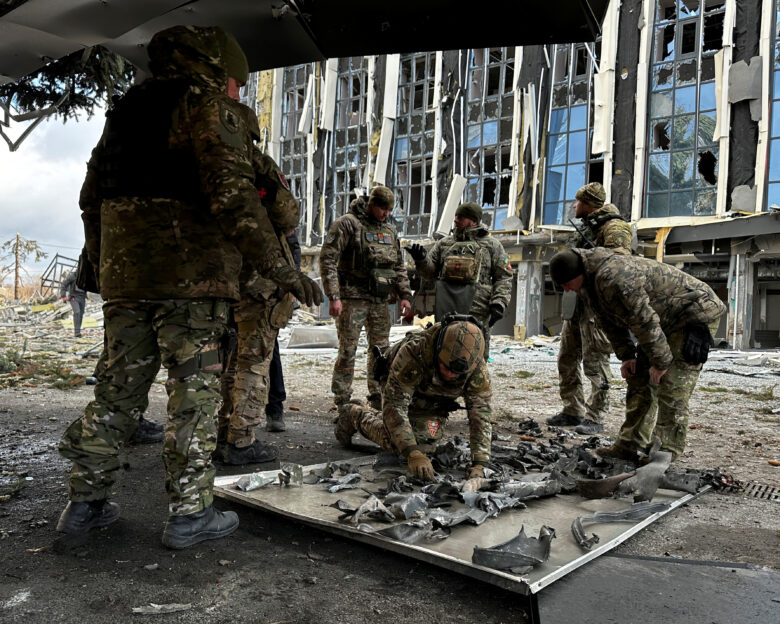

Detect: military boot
334,402,361,447
546,412,583,427
217,440,278,465
56,499,120,534
574,418,604,435
161,505,239,549
129,415,164,445
265,411,286,432
367,393,382,411
596,443,640,463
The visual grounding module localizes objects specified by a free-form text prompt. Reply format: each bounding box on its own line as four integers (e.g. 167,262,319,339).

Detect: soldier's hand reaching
620,359,637,379
268,266,323,307
407,450,435,481
407,243,427,263
649,367,667,384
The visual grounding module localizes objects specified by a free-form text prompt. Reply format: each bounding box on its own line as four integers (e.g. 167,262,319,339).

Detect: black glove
682,322,713,365
407,243,427,263
268,266,324,308
488,303,504,327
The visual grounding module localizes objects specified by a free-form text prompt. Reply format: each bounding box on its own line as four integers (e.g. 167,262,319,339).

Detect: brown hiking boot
334,403,359,447
596,444,640,462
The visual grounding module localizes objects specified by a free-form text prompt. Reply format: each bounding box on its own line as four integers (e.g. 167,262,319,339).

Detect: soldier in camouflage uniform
549,182,634,435
57,25,320,549
335,317,492,480
408,202,512,357
549,247,725,461
320,187,412,410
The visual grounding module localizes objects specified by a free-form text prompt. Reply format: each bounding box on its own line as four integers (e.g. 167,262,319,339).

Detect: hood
147,25,227,91
590,203,622,219
454,224,489,241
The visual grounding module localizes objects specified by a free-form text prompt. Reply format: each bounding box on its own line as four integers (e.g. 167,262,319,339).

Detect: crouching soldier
548,248,726,465
334,315,492,481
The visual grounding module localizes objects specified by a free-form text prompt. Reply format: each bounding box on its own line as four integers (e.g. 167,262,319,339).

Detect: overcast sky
0,111,105,282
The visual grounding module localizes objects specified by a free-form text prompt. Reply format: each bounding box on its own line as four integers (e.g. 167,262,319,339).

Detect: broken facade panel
254,0,779,347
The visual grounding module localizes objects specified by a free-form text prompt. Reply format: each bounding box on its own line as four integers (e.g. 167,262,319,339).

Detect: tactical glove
682,322,713,365
617,450,673,502
465,464,485,480
407,243,427,263
488,303,504,327
268,266,324,308
407,450,435,481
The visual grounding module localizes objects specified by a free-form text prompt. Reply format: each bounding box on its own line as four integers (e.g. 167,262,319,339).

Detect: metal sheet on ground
214,457,699,595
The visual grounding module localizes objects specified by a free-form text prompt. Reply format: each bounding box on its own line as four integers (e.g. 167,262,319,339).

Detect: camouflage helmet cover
575,182,606,208
437,321,485,376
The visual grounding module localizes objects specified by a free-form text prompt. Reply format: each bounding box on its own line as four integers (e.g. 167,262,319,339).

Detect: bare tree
1,234,48,299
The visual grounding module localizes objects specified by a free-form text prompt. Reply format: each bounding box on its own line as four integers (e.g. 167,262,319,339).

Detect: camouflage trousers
344,401,449,455
558,307,612,420
332,298,390,406
618,320,719,458
218,299,280,447
59,299,229,516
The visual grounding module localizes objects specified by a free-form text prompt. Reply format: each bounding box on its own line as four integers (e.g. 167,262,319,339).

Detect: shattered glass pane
646,192,669,218
481,211,493,229
675,86,697,113
499,176,510,204
671,151,694,188
673,114,695,149
698,111,716,144
553,85,569,108
565,164,586,198
655,25,675,62
669,191,694,215
549,108,569,134
648,153,670,191
483,177,497,205
680,22,698,56
652,120,671,151
679,0,700,18
410,137,422,156
677,59,697,85
703,12,724,52
696,148,718,186
396,162,409,185
653,63,675,90
651,91,673,118
571,81,588,105
545,167,565,202
554,45,569,83
657,0,676,22
704,0,725,12
570,105,587,131
549,134,568,166
701,55,715,81
567,130,587,163
484,100,498,118
467,125,481,148
694,188,716,215
544,202,563,224
495,208,508,227
699,82,716,111
347,148,359,167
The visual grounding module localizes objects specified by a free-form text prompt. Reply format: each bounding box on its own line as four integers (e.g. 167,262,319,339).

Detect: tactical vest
577,212,626,248
339,214,399,298
97,79,202,203
434,240,486,320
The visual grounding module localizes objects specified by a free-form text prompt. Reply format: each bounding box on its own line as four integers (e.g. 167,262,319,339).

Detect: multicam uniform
58,26,287,517
217,146,300,449
558,203,632,422
319,197,411,407
577,248,726,458
339,322,493,465
415,224,512,355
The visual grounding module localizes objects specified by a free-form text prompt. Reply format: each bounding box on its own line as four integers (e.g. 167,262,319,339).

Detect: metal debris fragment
472,525,556,573
234,474,276,492
571,501,671,551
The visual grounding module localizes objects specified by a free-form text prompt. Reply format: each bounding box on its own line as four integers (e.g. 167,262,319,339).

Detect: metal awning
0,0,609,84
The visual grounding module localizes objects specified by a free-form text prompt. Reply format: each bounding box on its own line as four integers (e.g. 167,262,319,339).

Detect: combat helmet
435,314,485,378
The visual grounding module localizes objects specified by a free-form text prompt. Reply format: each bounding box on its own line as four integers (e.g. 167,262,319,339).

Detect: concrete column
728,251,756,349
514,261,543,340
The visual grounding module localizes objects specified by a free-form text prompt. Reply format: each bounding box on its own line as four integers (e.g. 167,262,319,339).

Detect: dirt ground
0,315,778,623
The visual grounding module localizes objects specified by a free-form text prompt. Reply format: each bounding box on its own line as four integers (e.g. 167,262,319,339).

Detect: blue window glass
699,82,716,110
767,182,780,208
673,115,695,149
652,63,675,90
482,121,498,144
646,193,669,218
549,134,568,165
675,86,697,113
769,139,780,181
648,153,670,191
565,164,586,198
467,125,481,148
774,70,780,98
567,131,587,163
394,137,409,160
569,105,587,131
671,151,694,188
550,108,568,134
494,208,508,229
773,101,780,138
669,192,694,216
651,91,673,117
545,167,565,202
698,112,716,144
544,202,563,224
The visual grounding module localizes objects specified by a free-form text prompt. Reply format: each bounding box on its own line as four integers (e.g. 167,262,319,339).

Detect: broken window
644,0,723,217
543,42,602,226
336,57,367,129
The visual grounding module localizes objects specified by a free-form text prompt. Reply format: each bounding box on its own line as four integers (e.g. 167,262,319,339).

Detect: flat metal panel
214,457,701,596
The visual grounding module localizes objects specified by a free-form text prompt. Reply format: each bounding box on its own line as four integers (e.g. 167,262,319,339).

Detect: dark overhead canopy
0,0,609,84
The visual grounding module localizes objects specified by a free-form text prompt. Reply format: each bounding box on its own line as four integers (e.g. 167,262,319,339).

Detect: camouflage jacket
319,198,411,302
577,248,726,370
382,324,492,464
80,26,285,301
416,225,513,321
576,204,632,253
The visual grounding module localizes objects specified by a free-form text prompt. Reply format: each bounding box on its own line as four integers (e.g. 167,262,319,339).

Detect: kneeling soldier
334,315,492,481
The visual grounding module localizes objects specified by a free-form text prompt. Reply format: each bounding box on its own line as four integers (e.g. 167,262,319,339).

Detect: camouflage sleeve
463,361,492,465
79,139,105,274
318,216,356,299
601,220,633,251
381,344,424,456
189,94,285,273
416,239,442,281
596,272,673,369
488,239,513,310
252,148,300,232
393,234,412,300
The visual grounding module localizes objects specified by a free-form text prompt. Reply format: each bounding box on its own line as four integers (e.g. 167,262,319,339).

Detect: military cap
575,182,606,208
369,186,394,208
215,28,248,85
437,321,484,376
549,250,584,286
455,201,483,223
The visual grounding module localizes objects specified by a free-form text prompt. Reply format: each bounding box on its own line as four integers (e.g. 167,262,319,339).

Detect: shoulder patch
469,370,490,393
218,101,245,150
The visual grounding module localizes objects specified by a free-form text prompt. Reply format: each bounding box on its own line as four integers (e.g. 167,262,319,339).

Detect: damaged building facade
241,0,780,348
